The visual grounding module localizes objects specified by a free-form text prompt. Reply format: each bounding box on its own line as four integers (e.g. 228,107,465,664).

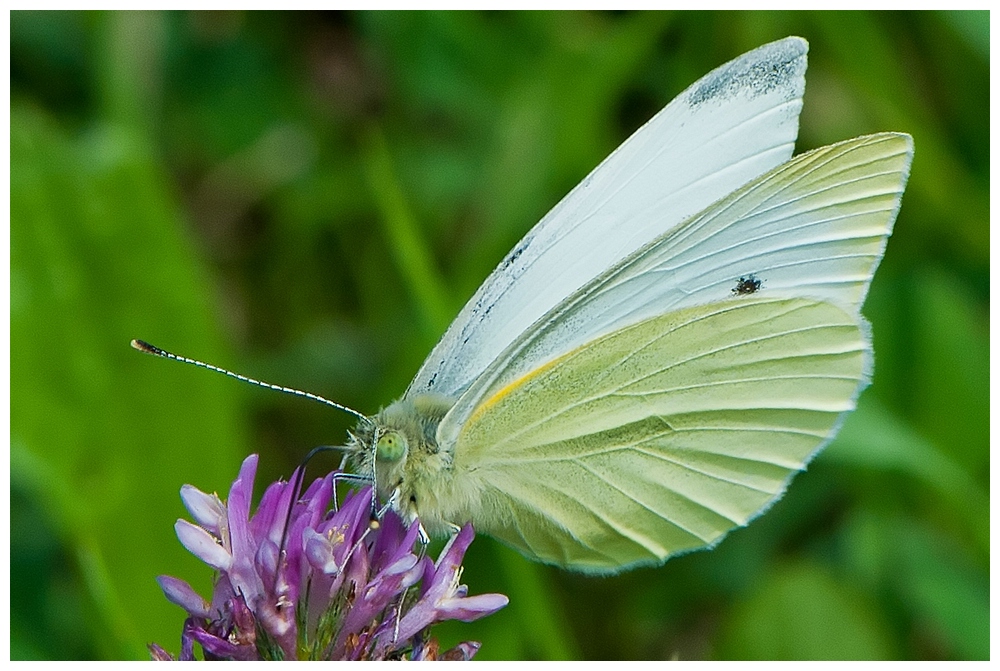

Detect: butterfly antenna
130,339,373,427
132,339,378,595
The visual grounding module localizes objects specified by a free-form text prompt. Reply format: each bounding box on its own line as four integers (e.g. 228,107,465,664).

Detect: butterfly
343,36,913,574
136,36,912,575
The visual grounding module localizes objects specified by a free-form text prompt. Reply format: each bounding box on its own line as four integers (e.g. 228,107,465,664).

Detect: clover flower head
152,454,508,660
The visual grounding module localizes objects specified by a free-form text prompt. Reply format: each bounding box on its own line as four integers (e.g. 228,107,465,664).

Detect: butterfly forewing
405,37,809,401
453,297,868,573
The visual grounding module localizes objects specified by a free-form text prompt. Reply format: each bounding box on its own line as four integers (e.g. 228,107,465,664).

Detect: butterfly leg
375,487,401,519
328,470,372,510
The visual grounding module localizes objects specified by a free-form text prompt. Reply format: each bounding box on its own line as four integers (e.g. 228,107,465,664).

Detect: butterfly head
348,394,457,527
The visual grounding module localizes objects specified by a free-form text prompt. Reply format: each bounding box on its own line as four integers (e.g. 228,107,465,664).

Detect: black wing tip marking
687,37,808,108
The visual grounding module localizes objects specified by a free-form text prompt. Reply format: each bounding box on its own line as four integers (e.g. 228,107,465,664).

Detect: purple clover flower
152,454,508,660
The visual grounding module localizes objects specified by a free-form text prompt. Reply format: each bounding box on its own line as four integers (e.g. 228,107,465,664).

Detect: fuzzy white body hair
350,394,486,538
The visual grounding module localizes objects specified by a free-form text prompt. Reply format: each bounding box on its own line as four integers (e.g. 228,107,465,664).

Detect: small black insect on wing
732,275,762,295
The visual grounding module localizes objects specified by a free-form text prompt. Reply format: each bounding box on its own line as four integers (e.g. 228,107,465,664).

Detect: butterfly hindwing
453,297,868,573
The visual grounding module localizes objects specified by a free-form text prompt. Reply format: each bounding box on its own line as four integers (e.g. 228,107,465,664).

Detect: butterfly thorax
349,393,470,536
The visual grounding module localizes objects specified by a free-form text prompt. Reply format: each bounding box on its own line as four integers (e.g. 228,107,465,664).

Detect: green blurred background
10,10,989,661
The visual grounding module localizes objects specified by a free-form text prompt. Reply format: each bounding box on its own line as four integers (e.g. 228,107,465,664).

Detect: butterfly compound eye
376,431,407,463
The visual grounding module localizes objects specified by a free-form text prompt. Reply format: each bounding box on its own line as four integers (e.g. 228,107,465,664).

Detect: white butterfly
325,37,912,574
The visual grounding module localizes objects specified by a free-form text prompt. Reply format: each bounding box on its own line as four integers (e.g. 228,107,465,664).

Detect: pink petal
176,518,232,571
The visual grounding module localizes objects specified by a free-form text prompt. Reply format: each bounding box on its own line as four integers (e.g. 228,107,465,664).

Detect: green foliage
10,100,247,657
718,560,897,659
11,10,988,660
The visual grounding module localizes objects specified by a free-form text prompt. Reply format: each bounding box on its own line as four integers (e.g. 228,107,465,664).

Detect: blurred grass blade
824,398,988,555
842,512,988,660
361,124,453,342
92,10,164,137
718,560,895,659
11,102,247,659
